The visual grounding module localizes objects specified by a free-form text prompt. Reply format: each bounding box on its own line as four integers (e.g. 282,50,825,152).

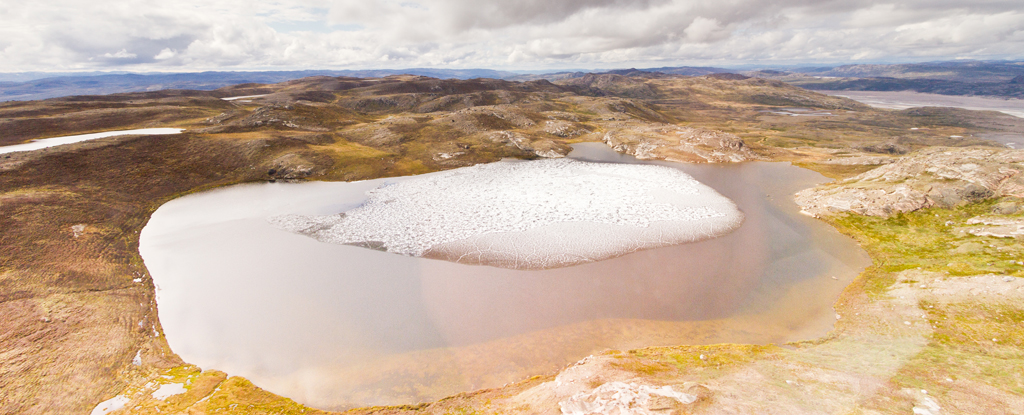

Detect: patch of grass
821,197,1024,407
893,301,1024,397
610,358,674,376
794,162,881,180
200,377,330,415
829,199,1024,297
612,344,778,379
442,408,483,415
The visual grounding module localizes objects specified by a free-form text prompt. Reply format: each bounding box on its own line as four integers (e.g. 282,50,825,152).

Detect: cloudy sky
1,0,1022,72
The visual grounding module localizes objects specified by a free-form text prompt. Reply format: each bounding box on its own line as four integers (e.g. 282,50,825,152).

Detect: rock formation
796,147,1024,217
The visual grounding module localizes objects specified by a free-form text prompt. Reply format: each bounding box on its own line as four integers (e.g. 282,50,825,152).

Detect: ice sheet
272,158,743,269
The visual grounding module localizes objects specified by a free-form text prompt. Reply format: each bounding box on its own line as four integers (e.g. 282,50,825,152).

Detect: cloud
0,0,1021,72
103,49,137,59
684,17,722,43
154,48,176,60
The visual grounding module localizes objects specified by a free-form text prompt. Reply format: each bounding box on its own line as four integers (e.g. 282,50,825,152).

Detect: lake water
0,128,184,154
820,91,1024,148
821,90,1024,119
140,143,870,410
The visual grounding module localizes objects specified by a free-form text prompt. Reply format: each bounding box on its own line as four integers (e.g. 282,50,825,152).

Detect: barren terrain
1,73,1022,414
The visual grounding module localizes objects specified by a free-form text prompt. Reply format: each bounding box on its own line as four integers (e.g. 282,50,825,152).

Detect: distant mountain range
2,60,1022,101
0,69,521,101
786,61,1024,82
749,61,1024,99
781,77,1024,99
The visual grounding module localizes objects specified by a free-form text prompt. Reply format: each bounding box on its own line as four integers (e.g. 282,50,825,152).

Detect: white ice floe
90,395,129,415
271,158,742,269
151,383,187,400
0,128,184,155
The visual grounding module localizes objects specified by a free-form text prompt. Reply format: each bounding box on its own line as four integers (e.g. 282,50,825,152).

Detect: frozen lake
140,143,869,410
273,158,743,269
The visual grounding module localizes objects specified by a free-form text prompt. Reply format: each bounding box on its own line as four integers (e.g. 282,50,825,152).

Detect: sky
1,0,1022,73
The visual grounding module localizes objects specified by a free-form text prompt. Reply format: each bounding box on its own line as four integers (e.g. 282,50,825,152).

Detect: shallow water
821,90,1024,119
0,128,184,154
821,91,1024,148
140,144,869,409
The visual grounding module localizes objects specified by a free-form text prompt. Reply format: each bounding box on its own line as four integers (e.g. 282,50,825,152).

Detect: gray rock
992,201,1023,214
796,147,1024,217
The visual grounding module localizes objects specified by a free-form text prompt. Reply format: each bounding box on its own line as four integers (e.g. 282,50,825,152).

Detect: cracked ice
270,158,742,269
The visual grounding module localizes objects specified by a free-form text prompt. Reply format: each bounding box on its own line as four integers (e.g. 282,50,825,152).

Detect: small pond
140,143,869,410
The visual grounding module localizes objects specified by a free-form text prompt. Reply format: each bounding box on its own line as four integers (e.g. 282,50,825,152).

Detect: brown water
140,143,869,409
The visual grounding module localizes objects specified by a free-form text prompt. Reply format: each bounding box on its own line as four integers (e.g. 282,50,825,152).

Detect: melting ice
271,158,743,269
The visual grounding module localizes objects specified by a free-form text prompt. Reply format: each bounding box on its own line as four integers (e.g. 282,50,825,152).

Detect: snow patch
912,396,942,415
0,128,184,155
91,396,129,415
271,158,742,269
221,94,268,101
152,383,187,400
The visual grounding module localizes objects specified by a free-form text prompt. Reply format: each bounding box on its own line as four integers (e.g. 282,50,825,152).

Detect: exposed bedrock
602,124,757,163
796,147,1024,217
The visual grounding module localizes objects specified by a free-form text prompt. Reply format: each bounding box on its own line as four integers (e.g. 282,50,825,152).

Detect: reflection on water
140,143,869,409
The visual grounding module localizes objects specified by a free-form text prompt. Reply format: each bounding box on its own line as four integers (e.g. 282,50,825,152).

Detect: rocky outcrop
796,147,1024,217
603,124,757,163
818,155,897,166
236,105,329,131
956,216,1024,238
560,382,699,415
265,152,330,180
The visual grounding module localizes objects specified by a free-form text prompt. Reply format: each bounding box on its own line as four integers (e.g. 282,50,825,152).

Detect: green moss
200,377,328,414
442,408,483,415
893,301,1024,397
610,344,777,379
821,197,1024,402
828,199,1024,297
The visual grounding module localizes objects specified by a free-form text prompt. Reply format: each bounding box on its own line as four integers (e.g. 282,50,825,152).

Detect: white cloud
0,0,1021,72
154,48,176,60
103,49,137,59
